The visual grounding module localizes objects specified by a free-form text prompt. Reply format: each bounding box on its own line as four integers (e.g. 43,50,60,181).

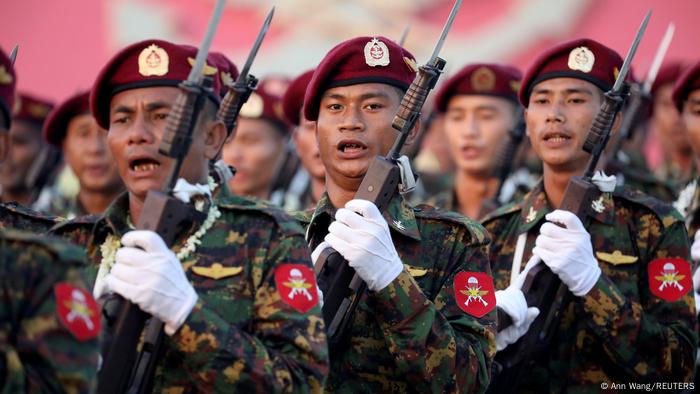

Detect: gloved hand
173,177,211,203
691,230,700,263
532,210,601,297
105,230,198,335
324,199,403,292
311,241,332,267
496,305,539,351
693,262,700,316
495,265,541,351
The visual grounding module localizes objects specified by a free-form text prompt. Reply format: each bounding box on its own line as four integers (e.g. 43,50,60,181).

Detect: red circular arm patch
648,258,692,302
274,264,319,313
453,271,496,318
54,283,101,341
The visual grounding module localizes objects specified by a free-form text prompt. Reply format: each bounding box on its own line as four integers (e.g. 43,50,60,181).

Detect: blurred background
1,0,698,102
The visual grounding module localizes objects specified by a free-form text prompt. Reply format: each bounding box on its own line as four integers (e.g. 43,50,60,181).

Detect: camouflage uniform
51,184,329,392
43,192,87,220
481,181,697,391
674,178,700,238
299,192,497,393
0,229,99,393
0,201,60,233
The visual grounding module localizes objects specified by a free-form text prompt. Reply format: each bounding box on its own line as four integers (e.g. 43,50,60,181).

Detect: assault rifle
488,11,651,393
216,7,274,135
314,0,462,351
97,1,226,393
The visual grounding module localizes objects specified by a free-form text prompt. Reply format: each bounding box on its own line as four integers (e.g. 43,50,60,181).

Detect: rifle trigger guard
396,155,416,194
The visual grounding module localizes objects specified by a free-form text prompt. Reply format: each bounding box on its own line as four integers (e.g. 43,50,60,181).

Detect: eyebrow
322,91,392,101
532,87,595,96
688,98,700,105
111,101,172,114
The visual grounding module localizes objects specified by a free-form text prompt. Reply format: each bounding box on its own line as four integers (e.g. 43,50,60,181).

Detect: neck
326,178,360,209
542,165,583,209
310,176,325,204
454,170,498,218
128,194,145,225
78,188,120,215
672,147,694,175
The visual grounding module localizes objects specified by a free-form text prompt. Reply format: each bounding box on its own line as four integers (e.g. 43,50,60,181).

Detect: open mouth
543,133,571,143
130,157,162,172
337,140,368,153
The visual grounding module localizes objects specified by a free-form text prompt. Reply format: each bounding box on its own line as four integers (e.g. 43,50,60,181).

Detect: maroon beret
0,47,16,129
42,90,91,147
239,80,288,134
209,51,239,98
303,36,418,121
651,61,686,95
672,60,700,111
519,38,623,107
90,39,223,129
433,63,522,113
14,93,54,125
282,69,314,126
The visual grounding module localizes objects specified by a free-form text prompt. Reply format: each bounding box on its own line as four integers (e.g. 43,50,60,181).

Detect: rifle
216,7,274,136
8,45,18,66
97,1,226,393
604,23,675,175
488,11,651,393
314,0,462,351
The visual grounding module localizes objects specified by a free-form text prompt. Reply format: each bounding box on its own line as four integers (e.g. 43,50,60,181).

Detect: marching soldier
427,63,532,219
42,90,124,218
50,39,328,391
301,36,496,392
281,69,326,211
482,38,697,391
0,47,60,232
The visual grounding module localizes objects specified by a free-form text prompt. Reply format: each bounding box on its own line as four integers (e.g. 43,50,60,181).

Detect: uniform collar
308,192,421,241
516,180,615,234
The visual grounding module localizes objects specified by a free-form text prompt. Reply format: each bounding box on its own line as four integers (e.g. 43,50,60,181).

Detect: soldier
482,38,697,390
649,61,693,188
300,36,496,392
427,63,529,219
221,82,293,203
50,39,328,391
42,90,123,218
0,47,61,232
281,69,326,211
0,93,60,207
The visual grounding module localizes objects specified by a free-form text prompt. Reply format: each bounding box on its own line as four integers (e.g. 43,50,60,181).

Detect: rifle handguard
160,81,207,159
583,92,624,155
217,76,259,135
392,58,446,134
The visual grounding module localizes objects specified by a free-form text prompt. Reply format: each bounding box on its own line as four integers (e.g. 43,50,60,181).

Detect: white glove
532,210,601,297
496,306,539,351
691,230,700,263
105,230,198,335
324,199,403,292
173,178,211,203
311,241,331,267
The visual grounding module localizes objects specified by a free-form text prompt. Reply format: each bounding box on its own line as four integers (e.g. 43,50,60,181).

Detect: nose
463,114,479,138
545,101,565,124
126,115,156,145
338,105,364,133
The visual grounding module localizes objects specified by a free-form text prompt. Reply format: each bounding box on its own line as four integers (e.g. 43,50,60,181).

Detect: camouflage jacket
45,192,88,220
0,201,61,233
481,181,697,391
298,192,497,393
0,229,99,393
51,185,329,393
673,177,700,237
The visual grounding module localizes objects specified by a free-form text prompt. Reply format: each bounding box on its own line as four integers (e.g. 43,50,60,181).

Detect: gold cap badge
0,66,13,85
138,44,169,77
221,71,233,87
240,92,264,118
364,38,390,67
187,57,218,76
567,46,595,73
471,67,496,92
28,103,50,118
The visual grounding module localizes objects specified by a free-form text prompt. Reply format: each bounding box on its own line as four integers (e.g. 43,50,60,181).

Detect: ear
204,120,228,160
524,108,532,139
404,117,422,146
0,131,7,163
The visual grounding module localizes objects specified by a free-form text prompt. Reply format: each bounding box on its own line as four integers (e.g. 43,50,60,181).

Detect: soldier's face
63,114,123,194
652,84,689,155
316,83,409,191
222,117,287,199
107,86,222,202
444,95,517,177
525,78,603,174
0,119,45,194
682,90,700,158
292,115,325,180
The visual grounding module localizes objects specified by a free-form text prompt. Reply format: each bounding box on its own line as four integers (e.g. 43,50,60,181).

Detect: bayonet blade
187,0,227,81
237,6,275,82
642,22,674,93
613,10,652,92
8,45,18,66
398,24,411,47
429,0,462,61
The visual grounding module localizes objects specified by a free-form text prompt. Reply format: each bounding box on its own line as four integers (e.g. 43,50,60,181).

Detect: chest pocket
590,222,640,299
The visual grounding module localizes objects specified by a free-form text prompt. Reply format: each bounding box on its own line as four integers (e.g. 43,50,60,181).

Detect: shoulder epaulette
614,186,683,229
0,229,87,264
0,201,61,229
480,200,523,225
413,204,490,245
49,214,100,234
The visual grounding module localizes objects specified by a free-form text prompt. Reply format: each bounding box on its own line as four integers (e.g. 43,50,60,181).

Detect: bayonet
398,24,410,46
643,22,675,93
8,45,18,66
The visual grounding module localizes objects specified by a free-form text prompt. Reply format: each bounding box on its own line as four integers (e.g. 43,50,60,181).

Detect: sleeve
369,230,497,393
579,219,697,381
170,230,328,393
0,245,99,394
